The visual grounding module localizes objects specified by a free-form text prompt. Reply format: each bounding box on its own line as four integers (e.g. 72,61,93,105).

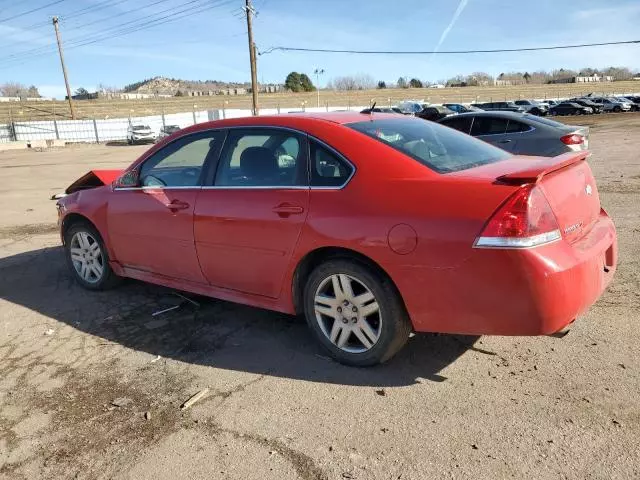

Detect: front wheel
613,106,622,113
64,223,121,290
303,259,411,366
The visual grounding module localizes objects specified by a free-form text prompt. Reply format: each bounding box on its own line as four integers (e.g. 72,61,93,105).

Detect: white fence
0,105,365,143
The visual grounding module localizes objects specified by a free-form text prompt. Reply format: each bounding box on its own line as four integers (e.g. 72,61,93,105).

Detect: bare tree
331,74,376,91
0,82,37,97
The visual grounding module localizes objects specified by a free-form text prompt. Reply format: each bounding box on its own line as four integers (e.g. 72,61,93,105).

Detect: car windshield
347,117,511,173
133,125,150,131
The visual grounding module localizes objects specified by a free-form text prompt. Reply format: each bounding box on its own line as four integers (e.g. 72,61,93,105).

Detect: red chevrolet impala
56,112,617,366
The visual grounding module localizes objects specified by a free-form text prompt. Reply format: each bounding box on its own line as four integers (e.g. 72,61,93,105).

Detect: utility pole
52,17,76,119
244,0,258,116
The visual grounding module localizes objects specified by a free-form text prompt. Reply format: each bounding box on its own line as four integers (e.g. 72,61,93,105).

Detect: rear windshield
524,115,568,128
347,117,511,173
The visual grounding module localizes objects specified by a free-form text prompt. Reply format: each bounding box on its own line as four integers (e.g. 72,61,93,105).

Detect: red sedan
56,113,617,366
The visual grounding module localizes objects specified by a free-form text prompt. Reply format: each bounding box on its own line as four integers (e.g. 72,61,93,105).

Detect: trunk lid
452,151,601,244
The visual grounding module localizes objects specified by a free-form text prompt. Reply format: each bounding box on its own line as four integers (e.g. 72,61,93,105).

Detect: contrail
433,0,469,53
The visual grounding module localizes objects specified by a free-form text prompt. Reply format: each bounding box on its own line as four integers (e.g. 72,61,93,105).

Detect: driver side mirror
114,170,139,188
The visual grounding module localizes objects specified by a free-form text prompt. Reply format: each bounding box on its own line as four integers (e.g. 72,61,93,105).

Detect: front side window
139,131,223,187
347,117,511,173
215,129,306,187
310,141,354,187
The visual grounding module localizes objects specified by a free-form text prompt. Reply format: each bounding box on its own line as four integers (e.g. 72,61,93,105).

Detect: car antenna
369,101,376,119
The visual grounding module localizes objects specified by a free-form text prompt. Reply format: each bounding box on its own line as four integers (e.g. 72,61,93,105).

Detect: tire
127,137,132,145
64,222,121,291
613,106,622,113
303,259,411,366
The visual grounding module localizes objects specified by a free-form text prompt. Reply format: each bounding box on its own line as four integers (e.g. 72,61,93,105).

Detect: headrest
240,146,278,181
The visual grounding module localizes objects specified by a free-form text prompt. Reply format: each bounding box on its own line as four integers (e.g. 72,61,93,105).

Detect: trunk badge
585,184,593,196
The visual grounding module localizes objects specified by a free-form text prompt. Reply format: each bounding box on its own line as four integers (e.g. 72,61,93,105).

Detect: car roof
442,111,530,120
187,112,399,131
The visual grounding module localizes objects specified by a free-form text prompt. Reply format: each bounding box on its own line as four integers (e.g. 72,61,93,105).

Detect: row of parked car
366,94,640,121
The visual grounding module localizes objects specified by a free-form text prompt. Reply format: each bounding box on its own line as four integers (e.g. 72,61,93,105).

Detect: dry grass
2,81,639,122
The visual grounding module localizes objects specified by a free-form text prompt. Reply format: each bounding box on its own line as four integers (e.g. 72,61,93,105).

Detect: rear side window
310,141,354,187
470,117,509,136
441,116,473,134
347,117,511,173
505,120,531,133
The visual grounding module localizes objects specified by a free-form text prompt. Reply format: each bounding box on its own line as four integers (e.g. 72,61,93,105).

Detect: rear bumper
400,209,617,336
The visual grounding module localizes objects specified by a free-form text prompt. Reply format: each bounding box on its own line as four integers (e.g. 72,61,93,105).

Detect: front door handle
497,139,512,144
273,203,304,216
166,200,190,211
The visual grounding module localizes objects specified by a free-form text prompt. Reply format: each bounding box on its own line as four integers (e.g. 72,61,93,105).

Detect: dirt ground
1,114,639,480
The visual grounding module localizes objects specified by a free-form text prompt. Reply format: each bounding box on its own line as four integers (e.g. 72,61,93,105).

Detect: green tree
409,78,423,88
377,81,387,89
523,72,531,83
285,72,302,92
75,87,89,96
397,76,408,88
299,73,315,92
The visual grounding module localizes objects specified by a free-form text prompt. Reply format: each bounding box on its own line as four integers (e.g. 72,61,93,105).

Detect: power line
0,0,213,63
260,40,640,56
0,0,235,69
0,0,66,23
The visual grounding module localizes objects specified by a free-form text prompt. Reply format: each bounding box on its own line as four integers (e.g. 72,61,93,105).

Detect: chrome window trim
114,124,357,192
114,186,202,191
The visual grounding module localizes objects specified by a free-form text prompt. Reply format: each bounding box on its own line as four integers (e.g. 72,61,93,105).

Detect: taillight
560,134,584,145
475,185,561,248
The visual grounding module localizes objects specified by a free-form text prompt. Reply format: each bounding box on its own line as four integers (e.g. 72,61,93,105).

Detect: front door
108,130,224,282
194,128,309,298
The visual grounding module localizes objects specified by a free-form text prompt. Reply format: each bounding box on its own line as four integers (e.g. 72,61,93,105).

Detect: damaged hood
65,169,123,194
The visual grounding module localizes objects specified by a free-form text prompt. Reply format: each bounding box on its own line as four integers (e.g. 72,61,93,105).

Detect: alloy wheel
313,274,382,353
69,231,104,284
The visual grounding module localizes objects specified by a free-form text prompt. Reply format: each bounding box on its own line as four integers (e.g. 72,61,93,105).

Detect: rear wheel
613,106,622,113
64,223,121,290
303,259,411,366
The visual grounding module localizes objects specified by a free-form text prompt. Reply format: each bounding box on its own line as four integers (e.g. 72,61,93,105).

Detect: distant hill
123,76,251,95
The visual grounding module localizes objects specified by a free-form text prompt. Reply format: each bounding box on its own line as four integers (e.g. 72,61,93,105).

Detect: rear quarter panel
284,123,519,330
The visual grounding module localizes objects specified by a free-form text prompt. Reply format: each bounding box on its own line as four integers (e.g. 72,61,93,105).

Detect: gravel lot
1,114,639,479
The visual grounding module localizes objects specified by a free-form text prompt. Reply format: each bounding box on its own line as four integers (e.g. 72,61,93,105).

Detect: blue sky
1,0,639,98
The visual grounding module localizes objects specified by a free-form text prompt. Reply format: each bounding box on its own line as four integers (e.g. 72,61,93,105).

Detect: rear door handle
497,139,512,144
166,200,190,211
273,204,304,216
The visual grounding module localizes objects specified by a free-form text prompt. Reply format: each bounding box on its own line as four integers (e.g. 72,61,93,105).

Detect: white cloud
433,0,469,53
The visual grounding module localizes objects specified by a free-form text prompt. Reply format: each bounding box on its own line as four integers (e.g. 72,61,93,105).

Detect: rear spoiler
497,151,589,184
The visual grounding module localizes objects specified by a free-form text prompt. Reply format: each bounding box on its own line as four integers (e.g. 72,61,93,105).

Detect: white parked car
127,124,156,144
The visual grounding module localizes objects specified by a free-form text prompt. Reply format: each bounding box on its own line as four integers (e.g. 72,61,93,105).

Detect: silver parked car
514,99,549,116
157,124,181,141
438,111,589,157
126,124,156,144
587,97,631,112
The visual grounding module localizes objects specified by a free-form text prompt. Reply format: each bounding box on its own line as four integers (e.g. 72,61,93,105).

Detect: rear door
470,116,517,152
194,127,310,298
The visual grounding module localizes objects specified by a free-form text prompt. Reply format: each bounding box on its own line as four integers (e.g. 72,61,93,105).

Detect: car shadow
0,246,482,387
